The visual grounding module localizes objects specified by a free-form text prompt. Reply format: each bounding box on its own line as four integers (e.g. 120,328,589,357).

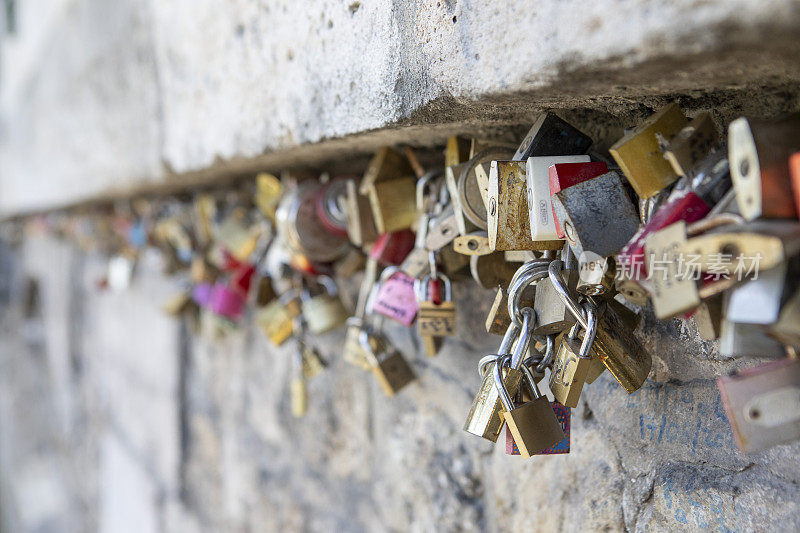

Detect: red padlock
369,230,415,266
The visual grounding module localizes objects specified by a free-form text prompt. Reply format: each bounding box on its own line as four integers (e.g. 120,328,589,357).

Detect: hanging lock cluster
27,104,800,454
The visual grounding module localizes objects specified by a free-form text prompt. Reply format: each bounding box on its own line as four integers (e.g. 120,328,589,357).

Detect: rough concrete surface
3,0,800,214
1,235,799,532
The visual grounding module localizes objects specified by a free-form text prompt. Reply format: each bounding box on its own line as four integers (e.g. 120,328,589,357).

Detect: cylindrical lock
276,180,350,263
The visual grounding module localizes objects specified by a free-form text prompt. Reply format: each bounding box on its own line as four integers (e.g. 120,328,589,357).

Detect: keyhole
489,198,496,217
749,407,761,420
467,239,478,250
739,158,751,178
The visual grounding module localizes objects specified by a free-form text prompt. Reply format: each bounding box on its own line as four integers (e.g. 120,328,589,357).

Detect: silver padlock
512,113,592,161
551,171,640,258
525,155,590,242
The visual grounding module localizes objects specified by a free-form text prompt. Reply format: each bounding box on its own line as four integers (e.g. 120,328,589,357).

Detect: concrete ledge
2,0,800,215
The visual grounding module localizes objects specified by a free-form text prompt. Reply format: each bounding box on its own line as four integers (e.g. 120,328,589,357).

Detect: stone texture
3,0,800,214
2,234,799,532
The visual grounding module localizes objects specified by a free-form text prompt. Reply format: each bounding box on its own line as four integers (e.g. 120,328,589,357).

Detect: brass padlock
496,355,565,458
255,172,283,222
290,350,308,418
358,330,416,397
416,274,456,339
533,255,579,335
464,308,533,442
661,113,720,177
344,178,378,247
342,319,373,370
469,252,520,290
488,161,563,251
485,284,535,335
609,103,689,198
359,147,417,233
256,292,300,346
446,135,472,167
549,304,598,408
548,260,652,393
729,113,800,221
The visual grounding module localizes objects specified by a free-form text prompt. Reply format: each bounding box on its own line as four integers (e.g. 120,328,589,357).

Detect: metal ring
478,354,500,378
535,335,556,374
509,307,533,369
578,302,598,359
507,261,551,325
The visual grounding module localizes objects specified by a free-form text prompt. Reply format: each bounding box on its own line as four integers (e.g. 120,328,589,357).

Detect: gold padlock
342,320,373,370
344,178,378,247
360,147,417,234
485,285,535,335
256,293,300,346
488,161,561,251
549,305,597,408
464,308,533,442
416,274,456,357
301,277,348,335
359,330,416,397
609,103,689,198
661,113,720,177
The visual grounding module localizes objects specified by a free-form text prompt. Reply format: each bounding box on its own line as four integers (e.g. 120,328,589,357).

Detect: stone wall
1,233,798,532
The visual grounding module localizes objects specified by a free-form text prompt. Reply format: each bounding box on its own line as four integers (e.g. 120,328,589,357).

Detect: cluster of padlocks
19,104,800,456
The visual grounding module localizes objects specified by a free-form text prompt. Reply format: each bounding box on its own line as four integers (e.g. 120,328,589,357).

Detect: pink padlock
210,283,245,320
192,283,214,307
372,268,419,327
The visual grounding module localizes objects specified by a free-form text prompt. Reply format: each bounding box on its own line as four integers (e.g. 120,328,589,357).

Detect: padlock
609,102,689,198
576,254,617,297
618,150,731,283
548,260,652,392
506,400,570,456
496,356,566,458
192,282,214,308
485,285,535,335
256,292,301,346
446,135,472,167
425,205,460,251
549,162,609,239
369,230,415,265
453,231,492,256
679,220,800,275
461,147,515,218
416,274,456,339
300,342,328,379
400,170,441,277
301,276,348,334
526,155,590,241
359,147,417,233
717,358,800,453
550,304,598,408
729,113,800,220
446,162,477,236
512,113,592,161
358,330,416,397
551,171,640,258
255,172,283,221
372,268,419,326
438,243,472,277
276,180,350,262
488,160,562,251
661,112,720,177
209,283,246,320
315,177,351,238
215,215,258,263
193,194,216,248
344,178,378,247
724,261,789,325
469,252,520,291
342,318,373,370
645,220,702,319
464,308,534,442
533,252,579,335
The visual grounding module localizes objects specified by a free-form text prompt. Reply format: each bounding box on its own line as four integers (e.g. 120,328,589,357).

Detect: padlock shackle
415,273,452,302
510,307,534,369
507,259,551,326
578,303,598,359
548,260,589,330
493,354,516,412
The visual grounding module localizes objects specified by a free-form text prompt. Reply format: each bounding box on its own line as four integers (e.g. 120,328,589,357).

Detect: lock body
549,335,592,408
371,349,416,397
663,113,720,176
360,147,417,234
609,103,689,198
549,162,609,239
417,301,456,337
464,366,523,442
502,396,566,458
526,155,590,241
717,358,800,453
552,171,640,258
302,294,348,334
512,113,592,161
593,309,652,393
533,270,579,335
507,401,571,455
373,270,419,326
